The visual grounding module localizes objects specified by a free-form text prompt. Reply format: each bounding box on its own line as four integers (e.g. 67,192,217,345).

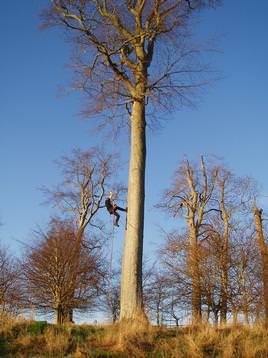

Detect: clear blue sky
1,0,268,263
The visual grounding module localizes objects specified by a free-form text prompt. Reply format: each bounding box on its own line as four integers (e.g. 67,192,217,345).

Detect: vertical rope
108,215,115,289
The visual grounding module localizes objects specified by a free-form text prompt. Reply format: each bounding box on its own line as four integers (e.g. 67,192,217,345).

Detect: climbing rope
108,214,115,289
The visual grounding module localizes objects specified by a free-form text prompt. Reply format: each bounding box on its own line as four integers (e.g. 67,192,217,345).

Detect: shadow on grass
0,335,8,358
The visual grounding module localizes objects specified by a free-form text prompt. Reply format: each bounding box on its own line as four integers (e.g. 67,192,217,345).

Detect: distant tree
226,229,260,325
160,157,219,323
101,268,121,324
198,229,221,324
158,231,192,323
22,219,104,325
44,0,221,322
164,291,184,327
143,268,169,326
213,170,254,323
253,202,268,326
216,169,230,324
0,247,21,318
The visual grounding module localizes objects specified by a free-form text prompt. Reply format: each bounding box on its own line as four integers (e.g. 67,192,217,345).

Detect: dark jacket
105,198,114,214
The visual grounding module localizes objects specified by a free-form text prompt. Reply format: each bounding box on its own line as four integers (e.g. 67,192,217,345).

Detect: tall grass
0,320,268,357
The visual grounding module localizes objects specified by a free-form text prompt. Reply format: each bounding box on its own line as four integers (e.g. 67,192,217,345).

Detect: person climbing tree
105,192,127,227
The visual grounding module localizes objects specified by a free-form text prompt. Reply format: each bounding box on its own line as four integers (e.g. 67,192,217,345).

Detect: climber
105,192,127,227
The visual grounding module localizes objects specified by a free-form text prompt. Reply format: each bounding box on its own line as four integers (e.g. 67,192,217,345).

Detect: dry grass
1,320,268,357
44,327,70,357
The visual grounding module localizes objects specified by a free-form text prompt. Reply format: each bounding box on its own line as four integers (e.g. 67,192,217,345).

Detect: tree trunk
255,302,261,324
63,228,84,323
56,304,64,325
241,259,249,324
112,310,117,324
189,229,201,324
156,306,160,326
220,246,228,324
206,305,211,323
254,203,268,326
220,265,228,324
120,100,146,321
220,180,229,325
213,311,219,327
232,307,238,326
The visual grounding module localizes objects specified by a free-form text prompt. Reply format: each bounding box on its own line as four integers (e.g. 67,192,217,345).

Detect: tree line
1,153,268,326
145,157,267,326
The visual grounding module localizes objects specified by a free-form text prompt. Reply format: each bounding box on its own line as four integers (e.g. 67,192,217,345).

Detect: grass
0,320,268,357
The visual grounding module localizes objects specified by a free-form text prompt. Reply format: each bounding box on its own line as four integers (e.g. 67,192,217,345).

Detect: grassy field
0,320,268,357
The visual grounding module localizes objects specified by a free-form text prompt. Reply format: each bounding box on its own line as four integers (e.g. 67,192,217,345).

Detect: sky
1,0,268,269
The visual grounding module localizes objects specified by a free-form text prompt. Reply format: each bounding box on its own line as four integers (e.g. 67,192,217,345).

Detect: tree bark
220,210,229,324
254,203,268,326
120,100,146,321
213,311,219,327
62,229,84,324
189,228,201,324
219,177,229,325
241,253,249,325
156,305,160,327
56,304,64,325
232,307,238,326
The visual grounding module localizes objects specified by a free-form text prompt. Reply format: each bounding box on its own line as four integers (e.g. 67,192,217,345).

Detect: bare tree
158,231,193,322
253,202,268,326
42,148,114,234
159,227,222,325
216,170,230,324
42,148,115,321
198,230,221,324
44,0,221,322
143,268,169,326
160,157,219,323
22,219,104,325
226,229,261,325
101,268,121,324
214,170,255,324
0,247,21,319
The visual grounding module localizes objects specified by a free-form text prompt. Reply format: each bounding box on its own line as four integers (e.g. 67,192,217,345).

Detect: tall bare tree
161,157,219,323
253,202,268,326
44,0,220,321
0,247,21,318
216,170,229,323
226,228,261,325
198,230,221,324
213,171,256,324
42,148,114,321
43,148,113,235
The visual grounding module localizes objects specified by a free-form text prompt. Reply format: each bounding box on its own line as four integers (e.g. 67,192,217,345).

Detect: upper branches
42,0,221,124
160,156,219,228
41,148,115,233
